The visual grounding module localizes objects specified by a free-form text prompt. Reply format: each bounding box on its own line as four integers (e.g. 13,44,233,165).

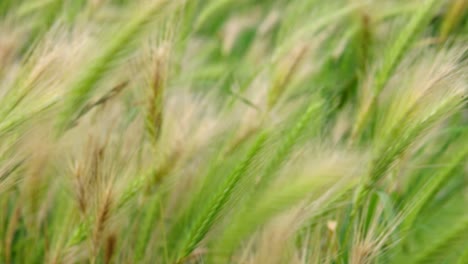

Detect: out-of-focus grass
0,0,466,263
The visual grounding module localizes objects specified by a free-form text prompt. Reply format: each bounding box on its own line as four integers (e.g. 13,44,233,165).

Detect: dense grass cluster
0,0,467,263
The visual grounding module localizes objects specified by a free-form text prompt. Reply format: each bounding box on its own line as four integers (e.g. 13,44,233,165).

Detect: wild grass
0,0,467,263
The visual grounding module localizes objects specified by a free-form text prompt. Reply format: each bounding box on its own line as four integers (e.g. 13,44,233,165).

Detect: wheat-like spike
91,188,114,263
146,62,165,144
353,92,465,212
67,167,159,249
207,100,323,258
104,234,117,264
68,221,90,246
56,0,171,133
175,131,268,261
374,0,439,95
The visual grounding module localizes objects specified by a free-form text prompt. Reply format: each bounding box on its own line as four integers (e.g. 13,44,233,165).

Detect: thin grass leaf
401,140,468,234
412,216,468,264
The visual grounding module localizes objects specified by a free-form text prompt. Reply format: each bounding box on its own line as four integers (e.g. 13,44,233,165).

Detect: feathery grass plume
0,27,91,137
0,99,57,137
174,131,268,262
56,0,173,133
15,127,56,236
351,0,440,142
6,0,65,56
66,140,108,251
0,39,56,120
354,91,465,212
213,151,363,260
62,119,140,260
237,208,305,264
353,46,467,213
376,45,466,139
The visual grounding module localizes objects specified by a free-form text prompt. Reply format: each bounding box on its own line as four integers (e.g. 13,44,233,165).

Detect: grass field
0,0,467,263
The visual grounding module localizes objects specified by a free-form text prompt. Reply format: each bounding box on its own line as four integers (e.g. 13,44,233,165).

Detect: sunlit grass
0,0,466,263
